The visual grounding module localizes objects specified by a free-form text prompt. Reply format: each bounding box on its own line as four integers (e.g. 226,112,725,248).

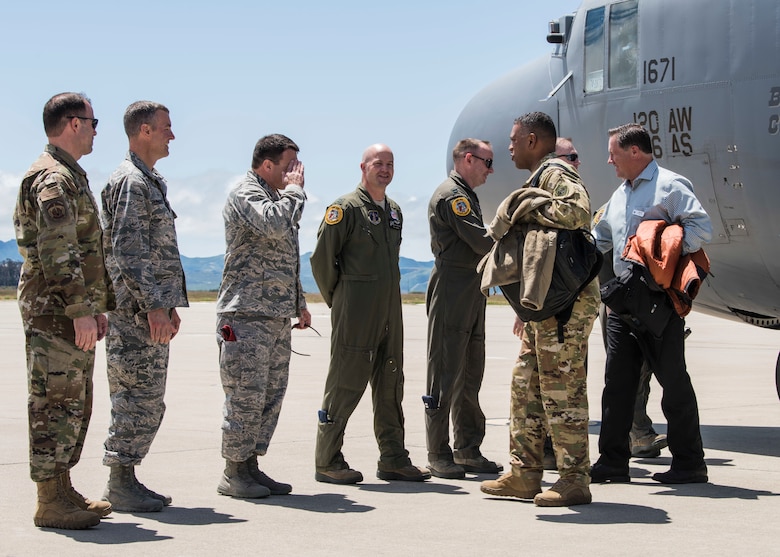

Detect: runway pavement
1,299,779,556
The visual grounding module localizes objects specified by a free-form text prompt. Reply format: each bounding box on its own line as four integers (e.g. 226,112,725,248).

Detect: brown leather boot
34,477,100,529
60,471,112,517
480,469,542,499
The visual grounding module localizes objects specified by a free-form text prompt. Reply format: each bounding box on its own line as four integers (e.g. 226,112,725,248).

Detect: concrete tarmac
1,300,779,556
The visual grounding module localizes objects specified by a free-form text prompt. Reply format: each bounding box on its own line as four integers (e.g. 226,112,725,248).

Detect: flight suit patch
324,205,343,225
389,209,401,229
368,210,381,225
451,196,471,217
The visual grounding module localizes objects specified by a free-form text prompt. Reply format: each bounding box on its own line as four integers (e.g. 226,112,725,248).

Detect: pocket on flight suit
381,356,404,404
335,344,375,393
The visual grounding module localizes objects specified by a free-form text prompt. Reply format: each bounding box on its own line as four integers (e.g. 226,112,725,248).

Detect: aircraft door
666,153,729,245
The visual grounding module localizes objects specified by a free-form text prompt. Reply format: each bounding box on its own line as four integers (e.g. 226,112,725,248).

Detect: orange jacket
622,220,710,317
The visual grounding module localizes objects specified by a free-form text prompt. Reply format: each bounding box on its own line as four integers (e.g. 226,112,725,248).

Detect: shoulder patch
324,205,343,225
39,184,64,202
553,182,573,198
45,201,68,221
451,196,471,217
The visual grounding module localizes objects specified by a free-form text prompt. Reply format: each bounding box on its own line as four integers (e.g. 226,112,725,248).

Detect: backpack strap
552,232,603,343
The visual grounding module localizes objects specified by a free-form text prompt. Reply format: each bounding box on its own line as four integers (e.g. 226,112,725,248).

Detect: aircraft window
609,0,638,89
584,7,605,93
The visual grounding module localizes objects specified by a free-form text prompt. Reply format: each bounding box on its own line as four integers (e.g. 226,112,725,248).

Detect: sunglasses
470,154,493,169
67,115,99,130
557,153,579,162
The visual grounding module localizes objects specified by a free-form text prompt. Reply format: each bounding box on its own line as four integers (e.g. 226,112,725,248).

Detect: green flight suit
311,185,411,472
425,171,493,462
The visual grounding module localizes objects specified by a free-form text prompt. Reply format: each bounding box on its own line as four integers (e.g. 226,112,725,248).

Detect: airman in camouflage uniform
14,92,113,529
311,144,430,485
480,113,599,506
216,134,310,499
100,101,188,512
425,138,500,479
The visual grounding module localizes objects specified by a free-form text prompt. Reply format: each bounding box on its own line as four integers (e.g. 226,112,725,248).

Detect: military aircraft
448,0,780,396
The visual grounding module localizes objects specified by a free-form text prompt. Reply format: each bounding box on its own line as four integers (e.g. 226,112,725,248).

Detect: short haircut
452,138,491,162
43,92,90,137
124,101,169,138
251,134,299,169
608,123,652,154
514,111,557,143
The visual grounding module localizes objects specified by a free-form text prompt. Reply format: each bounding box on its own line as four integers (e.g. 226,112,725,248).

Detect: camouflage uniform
101,151,188,466
425,171,493,462
13,144,113,482
310,186,412,472
216,171,306,461
509,156,599,487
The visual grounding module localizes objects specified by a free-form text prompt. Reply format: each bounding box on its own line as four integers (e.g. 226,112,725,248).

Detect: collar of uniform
449,170,470,191
45,144,87,179
128,150,167,191
356,183,388,209
249,170,279,199
524,152,558,188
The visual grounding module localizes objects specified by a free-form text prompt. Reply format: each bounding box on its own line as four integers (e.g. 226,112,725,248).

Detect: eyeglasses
469,154,493,169
67,115,99,129
557,153,579,162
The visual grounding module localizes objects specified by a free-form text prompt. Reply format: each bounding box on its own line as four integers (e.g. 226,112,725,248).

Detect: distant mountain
180,254,225,291
2,240,433,294
1,239,21,262
178,252,434,293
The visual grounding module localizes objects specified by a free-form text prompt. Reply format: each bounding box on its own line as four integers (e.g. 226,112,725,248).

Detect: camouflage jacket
216,171,306,318
101,151,188,314
13,144,113,326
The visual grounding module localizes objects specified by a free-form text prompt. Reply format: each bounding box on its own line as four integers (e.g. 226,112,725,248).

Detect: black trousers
597,311,705,471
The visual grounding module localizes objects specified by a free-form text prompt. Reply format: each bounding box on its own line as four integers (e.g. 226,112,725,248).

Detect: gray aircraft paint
448,0,780,393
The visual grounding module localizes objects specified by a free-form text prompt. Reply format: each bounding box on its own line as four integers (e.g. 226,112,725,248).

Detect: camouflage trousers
510,282,599,485
103,309,170,466
218,314,291,462
25,324,95,482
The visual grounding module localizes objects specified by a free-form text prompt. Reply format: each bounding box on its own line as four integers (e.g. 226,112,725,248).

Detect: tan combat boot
533,478,592,507
34,477,100,529
480,469,542,499
60,471,112,517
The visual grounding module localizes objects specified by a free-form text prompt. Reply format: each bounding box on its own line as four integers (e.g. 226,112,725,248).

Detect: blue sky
0,0,582,260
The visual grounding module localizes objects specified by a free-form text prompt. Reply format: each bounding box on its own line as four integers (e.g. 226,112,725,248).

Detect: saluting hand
283,159,305,188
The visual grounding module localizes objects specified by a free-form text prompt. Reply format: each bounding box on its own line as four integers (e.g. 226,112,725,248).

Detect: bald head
360,143,394,199
362,143,392,164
